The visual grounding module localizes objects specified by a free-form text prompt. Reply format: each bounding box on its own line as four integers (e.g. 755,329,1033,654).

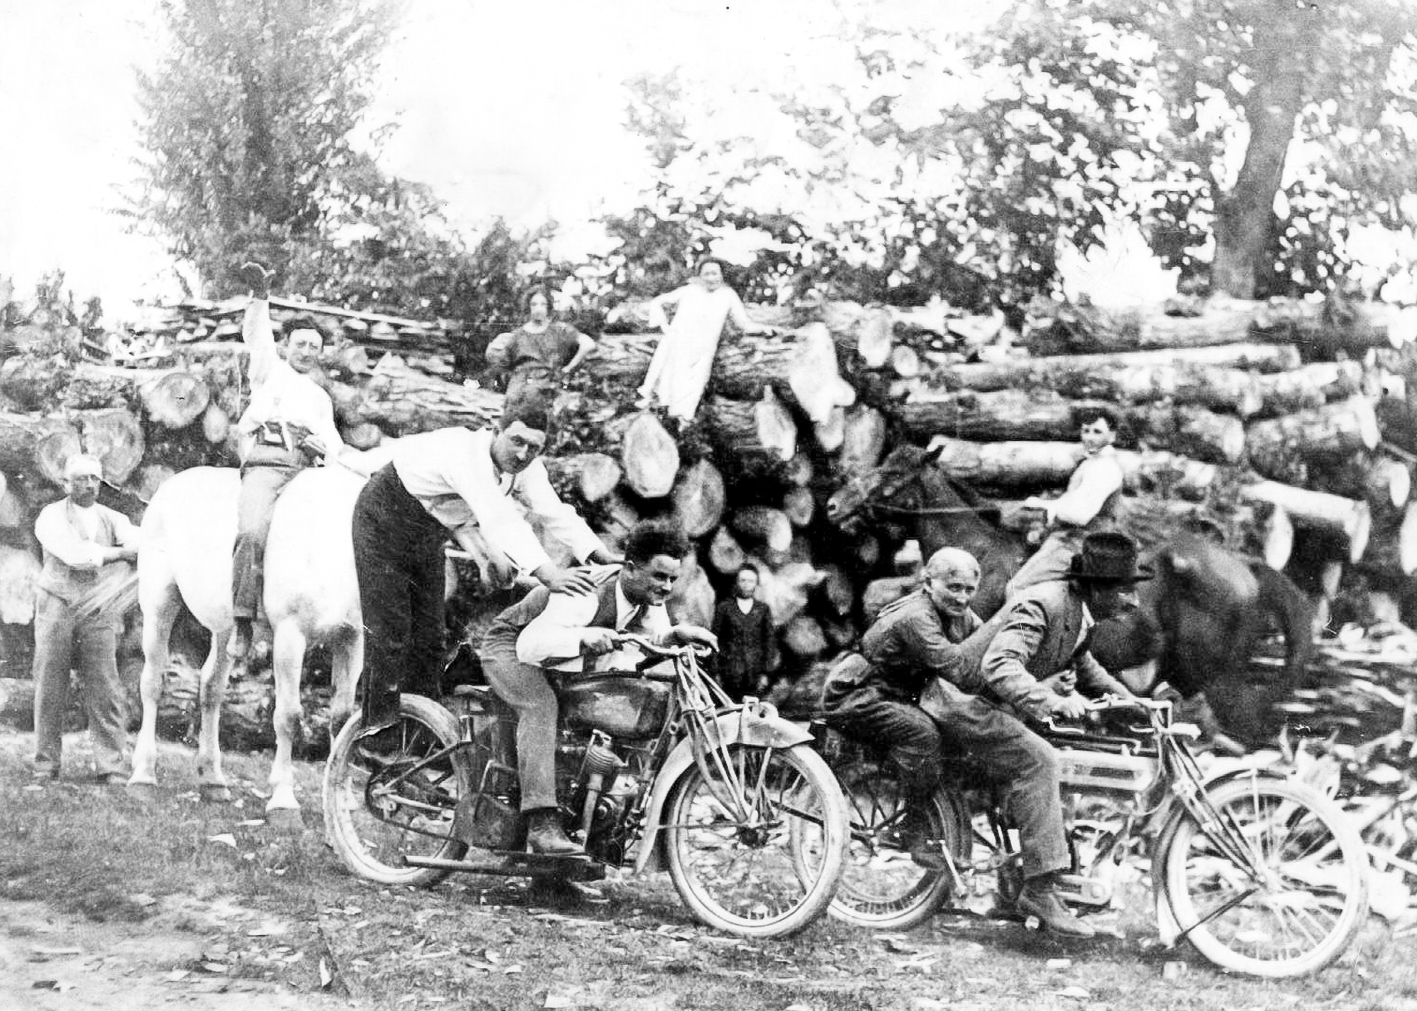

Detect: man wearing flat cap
978,530,1146,938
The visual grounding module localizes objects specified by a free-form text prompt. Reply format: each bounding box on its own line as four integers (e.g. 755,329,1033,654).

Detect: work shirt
981,580,1129,719
34,499,138,602
1053,446,1124,532
858,590,984,703
391,426,602,575
517,571,671,672
235,300,342,464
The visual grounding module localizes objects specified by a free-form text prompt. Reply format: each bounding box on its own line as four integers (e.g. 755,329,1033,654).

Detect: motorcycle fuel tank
1055,746,1159,794
560,677,671,740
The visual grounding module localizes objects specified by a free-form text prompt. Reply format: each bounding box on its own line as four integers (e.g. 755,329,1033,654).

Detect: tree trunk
1210,12,1307,298
730,506,794,564
79,408,145,484
817,564,856,618
943,343,1301,392
329,355,503,434
666,551,715,628
201,403,231,445
547,452,624,505
782,487,815,528
1245,396,1381,481
670,458,726,537
700,394,800,479
141,371,211,429
893,389,1085,442
1127,404,1247,465
707,526,747,575
783,615,828,658
618,412,679,499
839,404,888,473
752,561,825,628
1241,481,1371,562
1252,361,1365,417
0,545,40,624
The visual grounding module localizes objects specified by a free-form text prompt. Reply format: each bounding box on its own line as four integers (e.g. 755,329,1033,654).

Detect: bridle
853,465,1003,523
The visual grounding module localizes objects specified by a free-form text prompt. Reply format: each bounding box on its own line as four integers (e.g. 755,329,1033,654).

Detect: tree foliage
126,0,399,294
613,0,1417,307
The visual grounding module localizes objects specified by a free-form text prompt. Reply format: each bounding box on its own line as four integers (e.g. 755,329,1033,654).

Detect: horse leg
195,633,234,803
128,582,181,801
264,620,307,829
328,626,363,746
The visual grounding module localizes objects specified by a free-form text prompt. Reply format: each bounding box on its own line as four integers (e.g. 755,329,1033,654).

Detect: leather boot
1017,874,1095,938
525,808,586,858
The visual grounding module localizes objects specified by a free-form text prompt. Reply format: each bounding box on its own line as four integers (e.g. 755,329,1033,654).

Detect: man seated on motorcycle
481,519,717,857
979,530,1146,938
822,545,1102,939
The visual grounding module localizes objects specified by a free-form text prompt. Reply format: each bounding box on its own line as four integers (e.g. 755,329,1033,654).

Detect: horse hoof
126,782,159,805
264,807,304,833
199,784,233,804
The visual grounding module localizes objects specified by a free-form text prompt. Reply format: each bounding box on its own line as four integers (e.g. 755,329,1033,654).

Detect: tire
824,763,962,930
322,694,469,887
1155,775,1370,978
663,743,849,938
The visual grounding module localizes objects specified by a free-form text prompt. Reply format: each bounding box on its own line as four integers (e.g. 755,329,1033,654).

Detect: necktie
621,604,646,633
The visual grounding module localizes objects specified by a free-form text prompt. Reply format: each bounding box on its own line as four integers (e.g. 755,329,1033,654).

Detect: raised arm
647,285,689,332
242,297,280,387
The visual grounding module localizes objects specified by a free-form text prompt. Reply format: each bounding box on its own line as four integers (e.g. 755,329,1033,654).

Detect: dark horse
825,443,1314,743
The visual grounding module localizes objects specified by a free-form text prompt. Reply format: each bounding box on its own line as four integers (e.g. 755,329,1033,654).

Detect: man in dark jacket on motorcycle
824,538,1138,938
481,520,717,856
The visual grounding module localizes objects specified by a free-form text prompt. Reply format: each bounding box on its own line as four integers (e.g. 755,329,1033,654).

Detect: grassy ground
0,727,1410,1011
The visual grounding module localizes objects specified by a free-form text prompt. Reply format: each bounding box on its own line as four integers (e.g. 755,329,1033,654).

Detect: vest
36,501,123,603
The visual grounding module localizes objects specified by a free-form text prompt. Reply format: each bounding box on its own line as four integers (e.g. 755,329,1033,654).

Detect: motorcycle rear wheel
663,743,848,938
323,695,469,886
1156,775,1370,978
823,763,964,930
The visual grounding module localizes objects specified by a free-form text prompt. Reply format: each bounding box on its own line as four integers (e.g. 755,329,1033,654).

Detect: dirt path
0,896,354,1011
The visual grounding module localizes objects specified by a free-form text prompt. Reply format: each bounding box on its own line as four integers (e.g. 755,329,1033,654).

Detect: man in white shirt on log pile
1006,406,1126,598
229,261,348,661
352,396,620,749
31,454,139,784
485,519,715,855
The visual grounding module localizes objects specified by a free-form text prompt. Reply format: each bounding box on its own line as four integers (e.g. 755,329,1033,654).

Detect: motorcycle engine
556,729,645,865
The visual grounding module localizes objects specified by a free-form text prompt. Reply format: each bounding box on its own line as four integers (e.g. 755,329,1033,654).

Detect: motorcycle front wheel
323,694,469,886
663,743,848,938
1155,776,1370,978
823,763,965,930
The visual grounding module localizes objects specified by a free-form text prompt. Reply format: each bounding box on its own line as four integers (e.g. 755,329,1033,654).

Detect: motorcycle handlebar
610,634,715,660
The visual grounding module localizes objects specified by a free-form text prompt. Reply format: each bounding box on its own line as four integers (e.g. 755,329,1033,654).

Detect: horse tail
1251,562,1314,691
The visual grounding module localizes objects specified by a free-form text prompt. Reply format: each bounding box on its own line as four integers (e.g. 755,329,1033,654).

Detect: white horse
128,465,366,826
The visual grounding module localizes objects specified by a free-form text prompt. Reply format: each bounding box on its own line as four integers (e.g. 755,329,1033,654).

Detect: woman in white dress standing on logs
637,259,776,421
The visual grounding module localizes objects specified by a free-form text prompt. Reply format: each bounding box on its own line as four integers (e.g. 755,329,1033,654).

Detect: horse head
825,443,937,533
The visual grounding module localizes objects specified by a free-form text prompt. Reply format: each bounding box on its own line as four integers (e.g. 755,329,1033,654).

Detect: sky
0,1,1409,320
0,0,1015,318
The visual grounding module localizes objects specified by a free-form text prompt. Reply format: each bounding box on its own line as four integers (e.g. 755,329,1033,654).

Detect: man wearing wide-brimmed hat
978,530,1148,938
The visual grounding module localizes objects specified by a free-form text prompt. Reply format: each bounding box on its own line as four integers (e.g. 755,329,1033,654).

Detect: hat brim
1069,562,1154,584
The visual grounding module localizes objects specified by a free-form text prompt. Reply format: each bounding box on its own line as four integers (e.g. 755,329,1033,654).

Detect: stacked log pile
5,275,1417,752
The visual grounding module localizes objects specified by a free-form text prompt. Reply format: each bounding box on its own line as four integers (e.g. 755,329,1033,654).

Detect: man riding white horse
230,261,353,661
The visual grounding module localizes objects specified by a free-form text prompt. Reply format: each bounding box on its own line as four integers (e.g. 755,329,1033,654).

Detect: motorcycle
322,636,850,938
812,695,1370,978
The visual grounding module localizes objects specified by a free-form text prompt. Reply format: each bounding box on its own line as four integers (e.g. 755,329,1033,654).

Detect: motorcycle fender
631,707,814,875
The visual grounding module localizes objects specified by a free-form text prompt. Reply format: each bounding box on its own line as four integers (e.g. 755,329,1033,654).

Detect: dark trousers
353,464,448,727
232,464,300,621
829,685,1069,879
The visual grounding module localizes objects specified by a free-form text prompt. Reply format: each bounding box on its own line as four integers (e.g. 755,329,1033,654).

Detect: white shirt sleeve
516,589,601,666
34,504,103,569
512,462,604,563
397,429,554,573
242,298,278,387
105,506,140,549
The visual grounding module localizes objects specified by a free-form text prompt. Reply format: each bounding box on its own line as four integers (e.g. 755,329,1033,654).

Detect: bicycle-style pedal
1053,873,1111,907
